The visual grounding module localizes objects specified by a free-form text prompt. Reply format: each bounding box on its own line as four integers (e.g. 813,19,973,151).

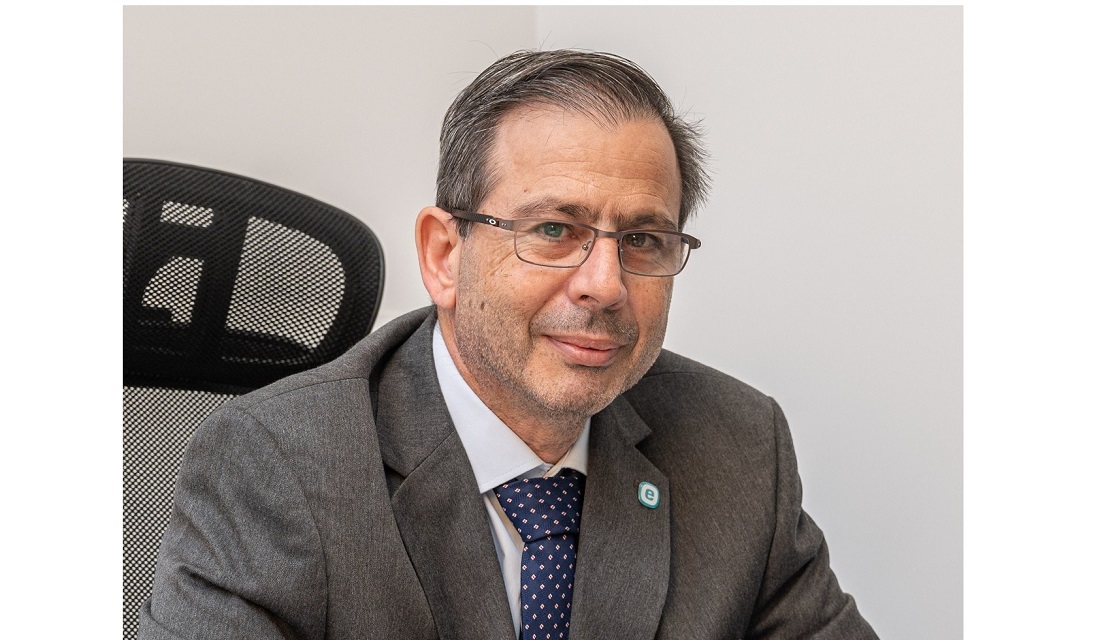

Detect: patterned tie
493,471,586,640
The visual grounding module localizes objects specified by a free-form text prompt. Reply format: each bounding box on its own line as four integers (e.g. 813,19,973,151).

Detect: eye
623,232,662,250
537,222,566,239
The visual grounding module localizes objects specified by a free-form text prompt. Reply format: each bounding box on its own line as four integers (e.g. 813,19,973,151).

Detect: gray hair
436,49,710,234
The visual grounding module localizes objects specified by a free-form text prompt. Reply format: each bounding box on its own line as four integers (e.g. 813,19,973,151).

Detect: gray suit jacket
140,307,877,639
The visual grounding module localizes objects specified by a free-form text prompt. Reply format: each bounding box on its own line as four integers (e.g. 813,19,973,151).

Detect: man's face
443,105,682,424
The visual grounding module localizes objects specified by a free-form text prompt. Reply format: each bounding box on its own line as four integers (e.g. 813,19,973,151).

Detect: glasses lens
512,219,691,276
620,231,688,276
513,219,592,267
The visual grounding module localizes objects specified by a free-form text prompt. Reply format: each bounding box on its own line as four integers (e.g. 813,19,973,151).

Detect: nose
566,237,627,310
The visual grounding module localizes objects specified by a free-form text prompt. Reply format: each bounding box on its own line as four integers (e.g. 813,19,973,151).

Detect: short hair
436,49,710,234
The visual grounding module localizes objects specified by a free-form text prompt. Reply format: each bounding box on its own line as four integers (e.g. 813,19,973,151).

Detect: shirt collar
432,322,589,493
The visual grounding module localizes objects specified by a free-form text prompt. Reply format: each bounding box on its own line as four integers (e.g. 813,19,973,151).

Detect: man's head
436,49,710,233
416,50,710,450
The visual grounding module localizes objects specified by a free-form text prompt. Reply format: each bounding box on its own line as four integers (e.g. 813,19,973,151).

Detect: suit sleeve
139,407,327,640
746,400,879,640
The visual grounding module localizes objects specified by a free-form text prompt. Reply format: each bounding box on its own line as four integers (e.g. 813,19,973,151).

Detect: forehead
486,105,682,227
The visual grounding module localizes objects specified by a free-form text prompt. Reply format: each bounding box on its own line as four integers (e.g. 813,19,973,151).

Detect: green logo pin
638,481,660,509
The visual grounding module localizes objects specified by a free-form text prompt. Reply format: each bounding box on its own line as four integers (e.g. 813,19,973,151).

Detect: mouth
544,334,628,367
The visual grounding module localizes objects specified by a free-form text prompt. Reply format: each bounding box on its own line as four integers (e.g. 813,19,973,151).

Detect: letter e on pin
638,481,660,509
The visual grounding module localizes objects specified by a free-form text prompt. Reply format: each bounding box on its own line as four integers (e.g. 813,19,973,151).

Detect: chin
525,367,631,417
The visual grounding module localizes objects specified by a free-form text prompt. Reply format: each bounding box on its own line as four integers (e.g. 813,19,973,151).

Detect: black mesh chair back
122,159,384,639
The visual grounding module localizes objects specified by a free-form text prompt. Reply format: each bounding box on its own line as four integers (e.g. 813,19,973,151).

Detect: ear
415,206,462,310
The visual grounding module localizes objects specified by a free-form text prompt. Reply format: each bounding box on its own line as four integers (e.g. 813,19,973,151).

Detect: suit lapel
569,396,671,640
374,316,515,640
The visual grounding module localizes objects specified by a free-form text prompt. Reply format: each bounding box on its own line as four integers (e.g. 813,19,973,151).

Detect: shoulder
629,349,775,418
222,306,434,420
191,307,435,465
624,349,782,460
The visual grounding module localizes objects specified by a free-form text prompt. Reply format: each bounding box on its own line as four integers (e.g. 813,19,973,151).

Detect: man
141,50,878,639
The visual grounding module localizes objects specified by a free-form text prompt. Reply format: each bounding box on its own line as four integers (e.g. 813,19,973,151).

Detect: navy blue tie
493,471,586,640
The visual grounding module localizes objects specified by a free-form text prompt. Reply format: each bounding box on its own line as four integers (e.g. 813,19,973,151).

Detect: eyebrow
510,198,678,231
622,212,678,231
511,198,590,220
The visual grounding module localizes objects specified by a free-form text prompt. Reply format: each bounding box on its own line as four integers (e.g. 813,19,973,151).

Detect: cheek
457,240,519,299
631,280,674,328
492,262,570,305
478,239,548,291
482,249,517,278
461,266,561,333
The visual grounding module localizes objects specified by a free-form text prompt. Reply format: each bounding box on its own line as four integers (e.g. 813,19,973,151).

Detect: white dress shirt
432,323,590,637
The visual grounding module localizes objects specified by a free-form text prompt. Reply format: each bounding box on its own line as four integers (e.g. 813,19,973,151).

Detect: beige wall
124,7,962,639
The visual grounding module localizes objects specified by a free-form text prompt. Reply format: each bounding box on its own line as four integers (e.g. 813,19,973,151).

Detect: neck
438,315,586,464
494,412,585,464
463,371,587,464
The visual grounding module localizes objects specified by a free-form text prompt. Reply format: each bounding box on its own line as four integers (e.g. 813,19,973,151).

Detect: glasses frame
448,209,701,277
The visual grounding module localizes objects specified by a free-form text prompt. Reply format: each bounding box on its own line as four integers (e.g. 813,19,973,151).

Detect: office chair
122,159,384,639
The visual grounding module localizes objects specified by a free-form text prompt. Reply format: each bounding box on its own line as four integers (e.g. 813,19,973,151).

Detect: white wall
124,7,961,639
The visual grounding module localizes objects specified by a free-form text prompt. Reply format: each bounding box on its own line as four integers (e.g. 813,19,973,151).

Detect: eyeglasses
449,209,701,277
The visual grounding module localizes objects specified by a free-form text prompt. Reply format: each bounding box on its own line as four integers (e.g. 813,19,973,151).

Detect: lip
544,335,627,367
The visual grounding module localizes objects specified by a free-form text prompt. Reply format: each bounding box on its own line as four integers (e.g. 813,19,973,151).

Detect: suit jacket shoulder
140,307,443,640
619,348,877,639
626,348,779,478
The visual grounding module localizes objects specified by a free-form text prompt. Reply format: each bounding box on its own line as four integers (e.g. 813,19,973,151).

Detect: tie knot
493,471,585,543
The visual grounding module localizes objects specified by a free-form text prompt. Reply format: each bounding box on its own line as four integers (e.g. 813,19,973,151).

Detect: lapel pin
638,481,660,509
